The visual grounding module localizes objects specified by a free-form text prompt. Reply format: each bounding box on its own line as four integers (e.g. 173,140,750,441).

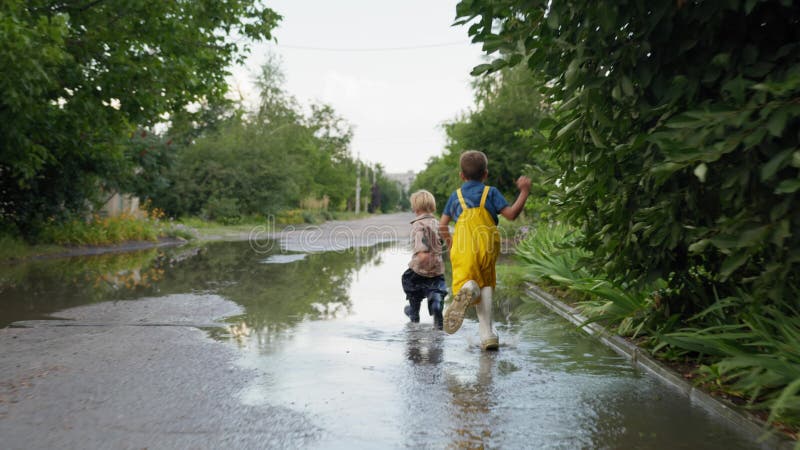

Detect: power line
357,136,443,143
275,41,470,52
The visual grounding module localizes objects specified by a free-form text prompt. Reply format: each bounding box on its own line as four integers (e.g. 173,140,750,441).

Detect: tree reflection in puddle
0,241,384,333
0,249,166,326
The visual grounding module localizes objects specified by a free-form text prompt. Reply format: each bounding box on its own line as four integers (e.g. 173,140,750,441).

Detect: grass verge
0,212,195,261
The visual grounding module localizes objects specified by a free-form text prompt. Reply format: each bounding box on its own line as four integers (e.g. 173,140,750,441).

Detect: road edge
524,282,795,450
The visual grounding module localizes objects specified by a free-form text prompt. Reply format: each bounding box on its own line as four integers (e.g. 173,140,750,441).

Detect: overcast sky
228,0,485,174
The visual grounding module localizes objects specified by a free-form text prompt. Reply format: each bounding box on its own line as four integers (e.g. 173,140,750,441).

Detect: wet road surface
0,220,765,449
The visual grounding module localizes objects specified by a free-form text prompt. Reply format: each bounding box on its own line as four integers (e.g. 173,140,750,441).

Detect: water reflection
0,249,166,326
405,325,443,366
0,241,383,332
445,352,495,449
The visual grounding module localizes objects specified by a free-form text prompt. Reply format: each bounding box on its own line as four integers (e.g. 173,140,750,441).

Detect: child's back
408,213,444,277
439,151,531,350
444,181,507,295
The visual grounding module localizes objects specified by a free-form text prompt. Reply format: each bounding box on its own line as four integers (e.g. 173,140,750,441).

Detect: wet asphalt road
0,214,414,449
0,213,764,449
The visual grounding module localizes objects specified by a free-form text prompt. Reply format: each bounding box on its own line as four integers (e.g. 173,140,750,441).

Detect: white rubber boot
476,286,499,351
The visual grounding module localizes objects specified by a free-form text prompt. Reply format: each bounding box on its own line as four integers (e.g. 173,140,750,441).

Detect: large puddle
0,241,762,448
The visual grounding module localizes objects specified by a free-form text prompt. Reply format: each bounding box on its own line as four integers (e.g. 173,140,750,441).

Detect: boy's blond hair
410,190,436,213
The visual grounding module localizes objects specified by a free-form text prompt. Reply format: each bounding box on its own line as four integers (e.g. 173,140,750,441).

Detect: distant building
101,192,143,218
385,170,415,192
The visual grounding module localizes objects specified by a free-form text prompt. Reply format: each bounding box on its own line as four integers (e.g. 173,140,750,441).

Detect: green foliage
517,223,660,336
515,223,590,283
457,0,800,308
412,65,556,212
663,298,800,428
0,0,280,234
38,214,159,246
203,197,242,225
397,188,411,211
119,130,178,200
155,115,301,217
459,0,800,430
275,209,307,225
410,153,460,214
376,174,402,213
2,208,192,249
149,58,398,219
301,210,318,224
0,233,44,260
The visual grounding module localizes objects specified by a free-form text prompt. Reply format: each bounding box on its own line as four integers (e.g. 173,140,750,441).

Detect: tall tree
0,0,280,234
147,58,387,220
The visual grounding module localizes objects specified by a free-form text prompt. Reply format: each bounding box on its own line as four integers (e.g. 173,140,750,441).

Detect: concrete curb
524,283,796,450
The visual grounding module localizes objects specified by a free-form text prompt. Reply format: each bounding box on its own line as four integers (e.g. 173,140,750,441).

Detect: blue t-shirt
443,181,509,224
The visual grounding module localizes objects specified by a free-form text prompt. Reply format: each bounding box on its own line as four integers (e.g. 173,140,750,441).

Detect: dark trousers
401,269,447,325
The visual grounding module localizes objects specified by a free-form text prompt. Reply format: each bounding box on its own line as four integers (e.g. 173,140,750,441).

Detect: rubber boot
427,292,444,330
404,298,421,322
476,286,499,351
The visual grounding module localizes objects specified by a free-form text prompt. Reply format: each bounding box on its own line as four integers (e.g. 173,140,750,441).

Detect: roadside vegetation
0,1,279,242
0,4,404,259
414,0,799,439
0,207,195,260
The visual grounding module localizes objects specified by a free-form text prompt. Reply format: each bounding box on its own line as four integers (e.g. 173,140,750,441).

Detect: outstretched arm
499,176,532,221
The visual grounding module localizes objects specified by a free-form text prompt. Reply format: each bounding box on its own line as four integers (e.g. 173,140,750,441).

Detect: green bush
37,214,159,246
462,0,800,431
276,209,304,225
517,223,661,337
459,0,800,313
203,197,241,225
145,60,403,220
515,223,589,283
0,233,33,260
301,211,318,224
663,297,800,428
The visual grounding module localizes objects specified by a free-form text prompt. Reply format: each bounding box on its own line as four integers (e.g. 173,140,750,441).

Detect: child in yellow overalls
439,151,531,350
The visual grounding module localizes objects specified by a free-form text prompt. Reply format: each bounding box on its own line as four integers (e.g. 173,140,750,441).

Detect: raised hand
516,176,532,192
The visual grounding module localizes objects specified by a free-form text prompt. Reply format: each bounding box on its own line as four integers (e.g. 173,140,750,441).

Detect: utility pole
355,155,361,214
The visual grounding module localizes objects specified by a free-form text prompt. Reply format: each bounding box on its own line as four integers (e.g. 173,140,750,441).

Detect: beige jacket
408,214,445,277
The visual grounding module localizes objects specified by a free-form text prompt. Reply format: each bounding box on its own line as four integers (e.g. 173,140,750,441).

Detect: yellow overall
450,185,501,297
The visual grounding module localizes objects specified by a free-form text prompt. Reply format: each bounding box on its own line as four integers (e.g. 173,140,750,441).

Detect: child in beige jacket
401,190,447,329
